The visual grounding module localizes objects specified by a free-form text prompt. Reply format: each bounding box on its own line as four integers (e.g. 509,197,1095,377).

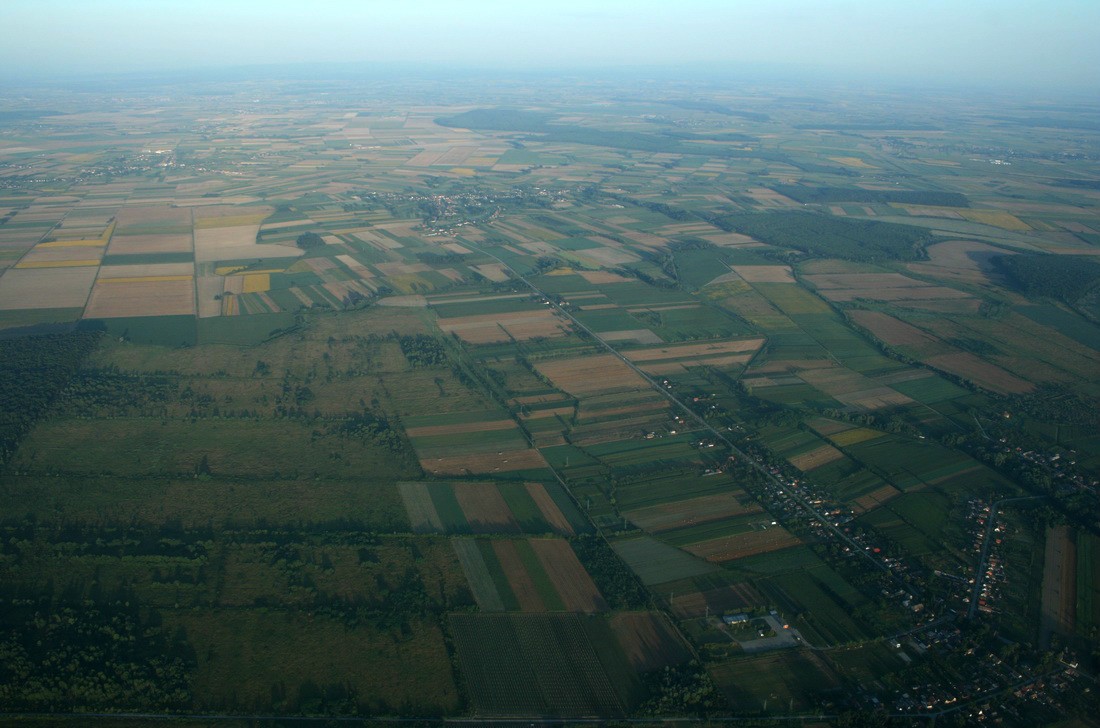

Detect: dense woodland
713,211,932,262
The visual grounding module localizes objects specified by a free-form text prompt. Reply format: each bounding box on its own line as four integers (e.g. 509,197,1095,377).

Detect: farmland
0,71,1096,724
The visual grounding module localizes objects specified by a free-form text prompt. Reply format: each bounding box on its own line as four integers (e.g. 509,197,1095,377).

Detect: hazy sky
2,0,1098,90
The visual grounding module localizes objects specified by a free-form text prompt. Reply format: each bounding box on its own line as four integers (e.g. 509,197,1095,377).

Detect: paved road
967,496,1043,620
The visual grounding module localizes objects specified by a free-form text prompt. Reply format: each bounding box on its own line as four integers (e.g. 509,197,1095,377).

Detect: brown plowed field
491,540,545,611
525,483,574,536
453,483,520,533
625,493,761,533
610,612,690,670
529,539,606,612
788,445,845,471
925,352,1034,395
535,354,648,396
685,528,801,563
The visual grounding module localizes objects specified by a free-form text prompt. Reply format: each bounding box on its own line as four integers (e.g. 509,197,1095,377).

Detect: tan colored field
421,448,548,476
16,244,105,266
535,354,649,396
820,285,971,303
805,273,929,290
625,493,761,533
851,484,901,513
960,209,1031,231
925,352,1034,395
114,205,192,231
406,419,517,438
731,265,794,283
907,240,1014,286
196,275,225,318
829,156,877,168
519,405,574,420
574,270,632,285
108,233,193,254
798,368,914,410
438,310,565,344
828,428,884,447
191,204,271,228
600,329,663,344
530,539,606,612
453,483,520,532
98,262,194,279
84,278,196,318
0,267,98,309
525,483,574,535
194,225,301,263
685,527,801,563
625,338,764,362
469,263,509,282
788,444,845,471
848,310,942,350
1040,526,1077,644
491,540,545,611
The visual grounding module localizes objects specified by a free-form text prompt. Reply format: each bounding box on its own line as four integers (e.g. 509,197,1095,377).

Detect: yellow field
828,157,877,169
960,209,1031,231
242,273,270,293
449,167,477,176
36,239,107,249
15,259,99,268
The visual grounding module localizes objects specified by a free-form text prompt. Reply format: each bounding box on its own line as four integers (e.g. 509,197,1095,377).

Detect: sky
1,0,1098,91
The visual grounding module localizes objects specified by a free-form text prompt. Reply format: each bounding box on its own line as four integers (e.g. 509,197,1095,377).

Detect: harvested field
84,279,196,318
492,540,545,611
610,612,690,671
405,419,517,438
107,233,193,254
819,286,971,303
624,338,764,362
730,265,794,283
907,239,1014,285
438,310,566,344
624,493,761,533
16,245,104,266
454,482,520,532
788,444,845,471
684,528,801,563
529,539,606,612
849,310,943,350
97,262,194,279
194,225,301,263
805,273,930,290
1040,526,1077,644
397,482,444,533
0,267,98,309
851,484,901,513
471,263,509,282
525,483,574,536
578,270,632,284
535,354,648,396
925,352,1034,395
114,205,192,232
422,448,548,476
960,209,1030,230
453,538,506,611
600,329,663,344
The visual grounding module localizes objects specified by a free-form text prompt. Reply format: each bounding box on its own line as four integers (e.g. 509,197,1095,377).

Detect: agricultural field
0,73,1097,724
